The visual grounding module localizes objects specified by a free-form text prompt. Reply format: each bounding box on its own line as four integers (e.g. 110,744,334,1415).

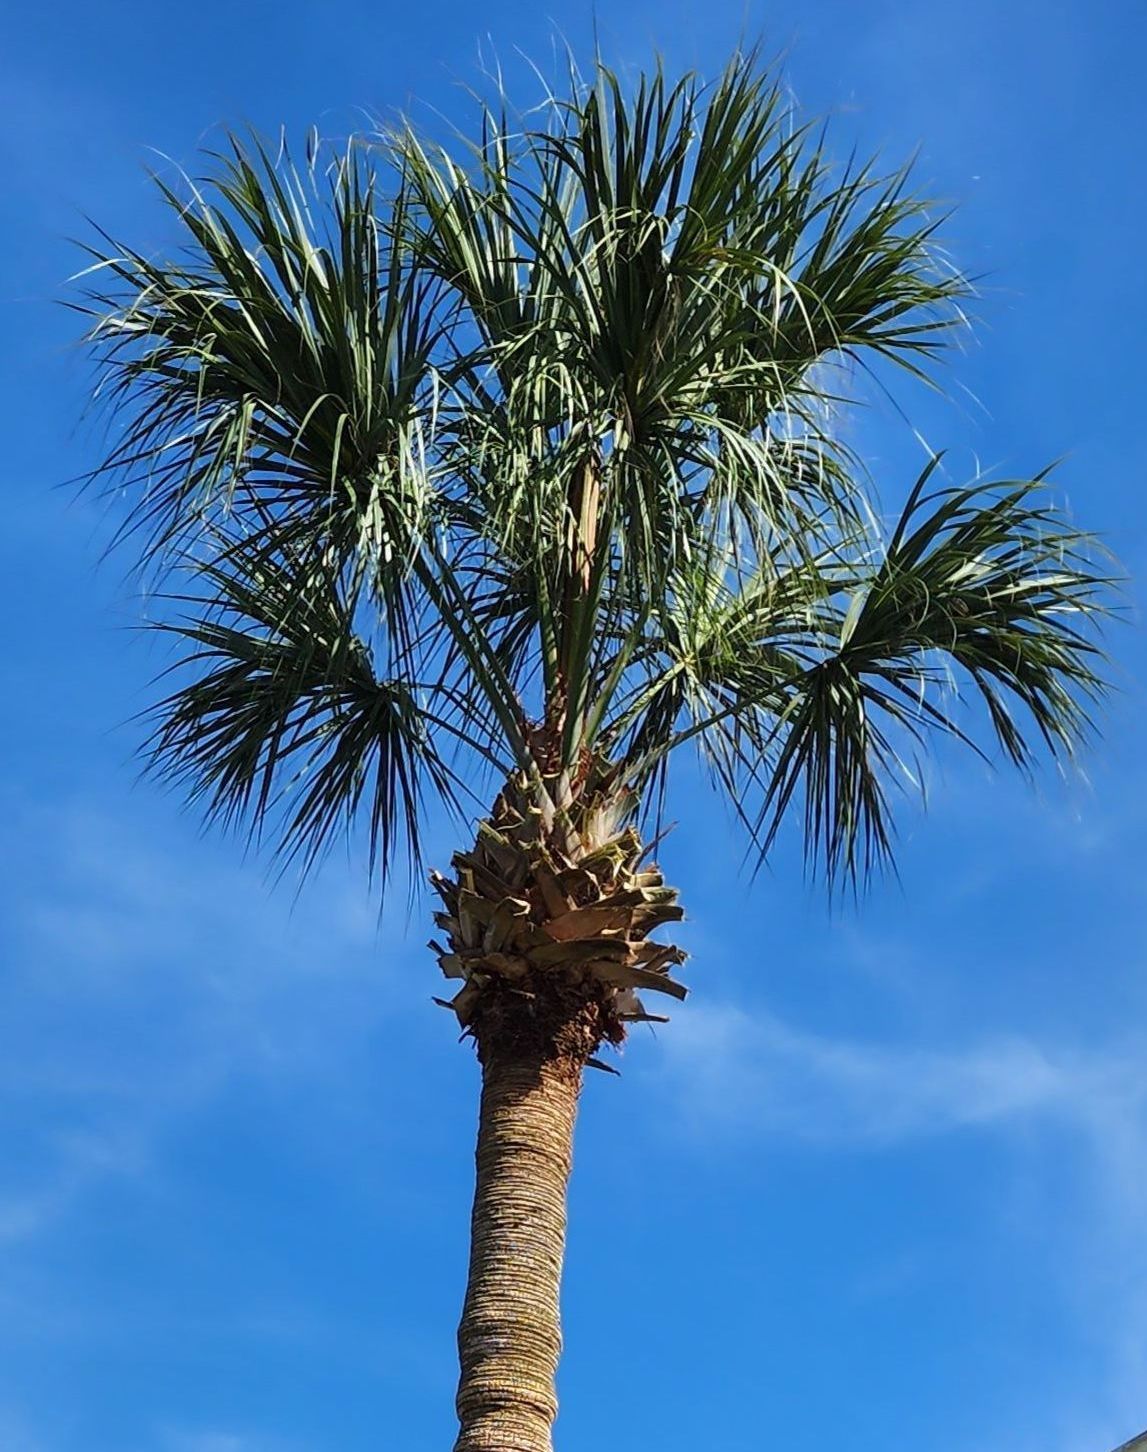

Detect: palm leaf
148,526,460,880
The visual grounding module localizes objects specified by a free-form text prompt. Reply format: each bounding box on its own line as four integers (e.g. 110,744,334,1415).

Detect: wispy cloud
159,1431,301,1452
162,1436,250,1452
659,1000,1147,1150
158,1423,310,1452
657,998,1147,1452
0,1403,48,1452
0,798,402,1250
0,1123,148,1245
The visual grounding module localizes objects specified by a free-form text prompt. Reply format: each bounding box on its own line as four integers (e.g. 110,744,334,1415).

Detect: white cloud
0,1404,48,1452
657,999,1147,1452
0,799,403,1250
163,1437,249,1452
0,1123,148,1245
659,1000,1147,1151
160,1428,303,1452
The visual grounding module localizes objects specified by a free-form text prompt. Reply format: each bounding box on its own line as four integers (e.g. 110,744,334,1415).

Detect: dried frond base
430,776,686,1068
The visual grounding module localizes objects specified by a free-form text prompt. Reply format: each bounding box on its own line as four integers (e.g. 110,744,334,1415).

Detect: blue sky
2,2,1146,1450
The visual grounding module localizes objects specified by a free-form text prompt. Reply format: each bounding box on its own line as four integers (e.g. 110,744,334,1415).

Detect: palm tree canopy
79,52,1110,891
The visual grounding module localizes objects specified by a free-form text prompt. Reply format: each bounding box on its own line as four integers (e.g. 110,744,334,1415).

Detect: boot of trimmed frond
428,772,686,1066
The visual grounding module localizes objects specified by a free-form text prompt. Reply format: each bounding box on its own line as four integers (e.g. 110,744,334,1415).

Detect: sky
2,2,1146,1450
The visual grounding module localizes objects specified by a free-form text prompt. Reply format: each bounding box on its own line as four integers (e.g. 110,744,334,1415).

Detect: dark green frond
392,50,966,600
845,464,1109,764
595,458,1109,887
81,135,439,576
148,530,457,879
750,464,1109,883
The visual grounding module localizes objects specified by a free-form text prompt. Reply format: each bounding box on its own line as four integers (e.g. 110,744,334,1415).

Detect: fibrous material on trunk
452,1048,580,1451
429,770,687,1066
436,770,687,1450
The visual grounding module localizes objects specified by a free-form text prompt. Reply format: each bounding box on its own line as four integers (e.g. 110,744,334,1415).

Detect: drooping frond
79,134,530,881
148,526,460,879
611,460,1110,884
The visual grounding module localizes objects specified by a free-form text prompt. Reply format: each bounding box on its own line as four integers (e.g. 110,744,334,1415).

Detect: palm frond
81,134,439,584
148,527,459,880
391,50,966,597
651,461,1110,885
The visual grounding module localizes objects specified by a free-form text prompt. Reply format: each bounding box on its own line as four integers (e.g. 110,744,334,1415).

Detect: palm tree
79,52,1108,1452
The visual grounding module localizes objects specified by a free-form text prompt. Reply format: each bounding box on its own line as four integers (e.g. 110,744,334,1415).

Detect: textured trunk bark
453,1046,582,1452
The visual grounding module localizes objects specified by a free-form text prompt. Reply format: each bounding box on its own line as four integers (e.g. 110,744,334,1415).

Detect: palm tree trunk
453,1042,582,1452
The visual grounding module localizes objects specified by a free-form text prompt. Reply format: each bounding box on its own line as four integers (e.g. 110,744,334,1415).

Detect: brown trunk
453,1041,582,1452
435,789,686,1449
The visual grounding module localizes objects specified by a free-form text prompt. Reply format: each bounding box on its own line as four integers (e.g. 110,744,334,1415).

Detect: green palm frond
79,52,1112,893
81,134,439,584
629,460,1110,884
394,52,967,583
148,526,461,878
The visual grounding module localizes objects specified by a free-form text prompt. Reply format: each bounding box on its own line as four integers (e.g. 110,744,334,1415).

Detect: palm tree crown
82,55,1106,901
